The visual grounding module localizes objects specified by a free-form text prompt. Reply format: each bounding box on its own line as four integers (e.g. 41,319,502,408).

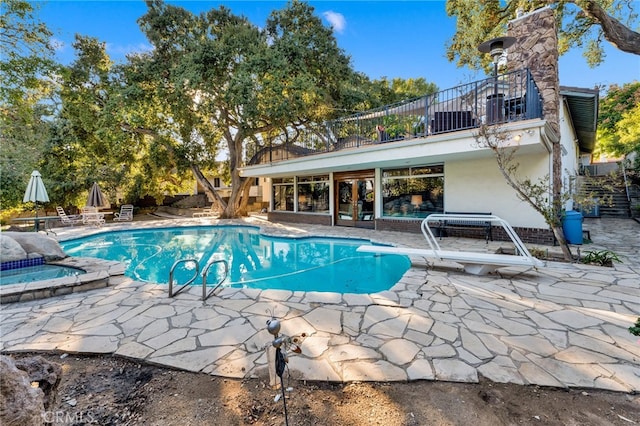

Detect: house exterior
239,7,598,244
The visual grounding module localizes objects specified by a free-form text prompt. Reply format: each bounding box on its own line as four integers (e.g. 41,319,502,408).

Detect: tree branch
571,0,640,55
119,122,158,137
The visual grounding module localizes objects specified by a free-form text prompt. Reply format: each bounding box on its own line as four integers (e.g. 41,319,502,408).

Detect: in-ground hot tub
0,257,125,304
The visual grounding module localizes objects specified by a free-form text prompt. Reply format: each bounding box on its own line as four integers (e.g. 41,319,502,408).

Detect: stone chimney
507,7,560,135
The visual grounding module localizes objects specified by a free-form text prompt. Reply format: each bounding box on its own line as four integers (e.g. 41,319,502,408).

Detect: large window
272,175,329,213
382,165,444,218
297,175,329,213
273,178,294,211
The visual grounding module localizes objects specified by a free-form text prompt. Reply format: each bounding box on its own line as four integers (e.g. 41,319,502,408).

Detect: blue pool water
60,226,410,294
0,265,86,286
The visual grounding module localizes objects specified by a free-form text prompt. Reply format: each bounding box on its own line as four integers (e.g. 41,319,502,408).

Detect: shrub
580,250,621,267
629,318,640,337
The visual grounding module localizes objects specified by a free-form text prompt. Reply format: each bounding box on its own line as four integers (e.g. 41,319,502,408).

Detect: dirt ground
12,353,638,426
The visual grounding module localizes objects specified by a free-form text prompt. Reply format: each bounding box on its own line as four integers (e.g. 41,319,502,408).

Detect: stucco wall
445,154,549,229
558,101,580,210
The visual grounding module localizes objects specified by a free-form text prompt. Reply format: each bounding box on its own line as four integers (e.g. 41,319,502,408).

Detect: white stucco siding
445,153,549,229
558,99,580,210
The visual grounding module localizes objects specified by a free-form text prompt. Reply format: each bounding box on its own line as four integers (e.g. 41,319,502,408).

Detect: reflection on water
61,226,410,294
0,265,85,286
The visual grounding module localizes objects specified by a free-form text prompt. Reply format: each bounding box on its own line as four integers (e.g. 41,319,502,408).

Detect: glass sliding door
334,171,375,228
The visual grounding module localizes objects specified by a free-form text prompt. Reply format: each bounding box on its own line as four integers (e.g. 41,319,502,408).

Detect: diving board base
356,245,543,275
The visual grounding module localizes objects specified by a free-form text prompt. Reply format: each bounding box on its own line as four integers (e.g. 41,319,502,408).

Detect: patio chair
56,206,84,226
193,206,216,218
113,204,134,222
81,206,105,226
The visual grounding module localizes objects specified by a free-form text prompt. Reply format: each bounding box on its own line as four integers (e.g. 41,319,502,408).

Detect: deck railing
247,68,543,163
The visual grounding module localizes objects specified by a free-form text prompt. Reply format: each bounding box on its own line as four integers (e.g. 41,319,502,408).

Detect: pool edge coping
0,257,125,304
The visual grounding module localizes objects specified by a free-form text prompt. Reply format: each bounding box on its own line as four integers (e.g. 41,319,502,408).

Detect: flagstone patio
1,216,638,392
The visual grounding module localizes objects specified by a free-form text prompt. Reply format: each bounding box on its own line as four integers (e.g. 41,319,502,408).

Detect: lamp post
478,36,515,123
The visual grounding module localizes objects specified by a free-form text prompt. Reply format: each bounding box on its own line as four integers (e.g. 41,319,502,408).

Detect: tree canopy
119,0,364,217
445,0,640,72
594,82,640,159
0,0,57,209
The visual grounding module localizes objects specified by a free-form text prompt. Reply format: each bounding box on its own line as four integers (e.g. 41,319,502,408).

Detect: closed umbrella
86,182,107,208
23,170,50,231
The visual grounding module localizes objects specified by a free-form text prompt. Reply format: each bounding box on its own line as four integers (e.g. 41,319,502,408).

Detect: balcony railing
247,68,543,164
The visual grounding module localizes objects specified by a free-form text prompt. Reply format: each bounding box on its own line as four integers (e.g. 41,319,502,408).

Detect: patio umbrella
86,182,107,208
23,170,50,231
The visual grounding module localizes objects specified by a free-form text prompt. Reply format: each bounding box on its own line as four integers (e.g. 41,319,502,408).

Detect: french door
334,171,375,228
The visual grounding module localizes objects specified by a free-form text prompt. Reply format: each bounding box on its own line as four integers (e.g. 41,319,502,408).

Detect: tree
0,103,52,208
593,82,640,159
40,35,192,208
125,0,359,218
0,0,56,114
361,77,439,108
0,0,57,209
445,0,640,72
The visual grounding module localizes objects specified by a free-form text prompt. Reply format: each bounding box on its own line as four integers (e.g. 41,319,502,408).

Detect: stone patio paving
1,216,638,392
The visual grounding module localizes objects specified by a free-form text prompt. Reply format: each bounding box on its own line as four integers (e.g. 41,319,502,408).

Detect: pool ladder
168,259,229,301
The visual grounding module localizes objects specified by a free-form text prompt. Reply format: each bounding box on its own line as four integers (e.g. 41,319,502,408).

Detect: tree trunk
550,141,574,261
190,164,226,212
220,130,253,219
551,223,574,262
220,172,253,219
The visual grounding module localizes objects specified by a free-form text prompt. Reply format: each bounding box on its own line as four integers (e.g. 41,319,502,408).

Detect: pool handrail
202,259,229,301
168,258,200,298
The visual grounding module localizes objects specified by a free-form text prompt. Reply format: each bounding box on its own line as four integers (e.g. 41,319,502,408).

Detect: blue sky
37,1,639,92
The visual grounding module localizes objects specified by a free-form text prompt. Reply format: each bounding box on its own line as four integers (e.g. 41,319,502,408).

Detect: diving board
357,214,545,275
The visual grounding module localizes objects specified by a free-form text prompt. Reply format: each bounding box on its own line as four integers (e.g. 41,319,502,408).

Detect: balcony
248,69,543,164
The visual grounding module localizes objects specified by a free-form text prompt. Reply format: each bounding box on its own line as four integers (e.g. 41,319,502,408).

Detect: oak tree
127,0,358,218
446,0,640,72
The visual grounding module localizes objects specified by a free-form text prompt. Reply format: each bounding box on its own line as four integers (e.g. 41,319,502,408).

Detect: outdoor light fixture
478,36,516,72
478,36,516,124
511,129,535,142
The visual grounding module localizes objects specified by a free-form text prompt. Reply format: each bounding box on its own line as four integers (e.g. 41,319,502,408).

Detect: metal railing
168,259,199,298
168,258,229,301
621,162,632,216
248,68,543,163
202,259,229,301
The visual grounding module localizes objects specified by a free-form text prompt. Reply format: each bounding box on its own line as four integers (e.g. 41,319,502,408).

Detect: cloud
106,42,154,57
322,11,346,34
50,37,66,52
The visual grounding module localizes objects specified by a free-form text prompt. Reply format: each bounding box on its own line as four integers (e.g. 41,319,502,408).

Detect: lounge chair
56,206,84,226
357,213,545,275
193,206,216,218
81,206,105,226
113,204,134,222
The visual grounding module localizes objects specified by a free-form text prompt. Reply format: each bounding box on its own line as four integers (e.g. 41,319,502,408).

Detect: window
382,165,444,218
297,175,329,213
272,178,294,211
272,175,329,213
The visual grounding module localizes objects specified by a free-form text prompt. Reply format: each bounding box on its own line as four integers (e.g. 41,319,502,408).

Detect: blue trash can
582,199,600,218
562,210,583,244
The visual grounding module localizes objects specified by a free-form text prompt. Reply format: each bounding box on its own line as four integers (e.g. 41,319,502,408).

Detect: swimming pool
60,226,410,294
0,264,86,286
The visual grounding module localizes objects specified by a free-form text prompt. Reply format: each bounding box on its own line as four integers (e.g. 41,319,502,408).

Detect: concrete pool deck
1,215,638,392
